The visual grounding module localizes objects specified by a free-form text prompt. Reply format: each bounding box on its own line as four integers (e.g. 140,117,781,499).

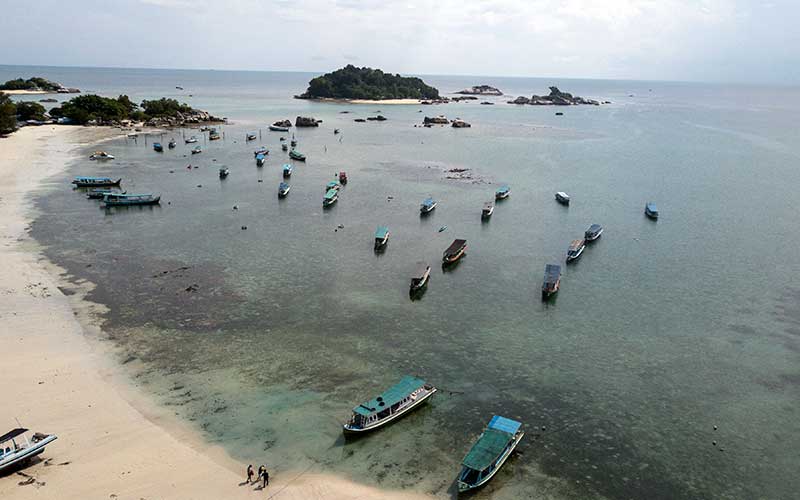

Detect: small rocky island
295,65,440,101
509,86,602,106
48,95,223,127
0,77,80,93
455,85,503,96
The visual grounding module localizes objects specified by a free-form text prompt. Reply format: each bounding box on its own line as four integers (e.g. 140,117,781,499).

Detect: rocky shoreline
508,86,605,106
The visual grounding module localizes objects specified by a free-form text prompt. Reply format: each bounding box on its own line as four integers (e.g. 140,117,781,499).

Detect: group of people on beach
246,464,269,489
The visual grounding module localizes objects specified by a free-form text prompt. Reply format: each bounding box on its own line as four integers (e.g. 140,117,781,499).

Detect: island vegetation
50,95,221,126
0,93,17,135
0,77,79,93
296,65,440,101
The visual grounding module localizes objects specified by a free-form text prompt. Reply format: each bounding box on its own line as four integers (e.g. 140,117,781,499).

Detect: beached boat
89,151,114,161
339,171,348,184
283,164,293,177
246,132,257,141
102,193,160,207
585,223,603,241
191,146,202,154
325,180,340,192
253,147,269,157
410,262,431,291
566,239,586,263
86,189,124,199
323,188,338,208
289,150,306,162
0,428,58,474
153,142,163,152
71,176,121,187
374,226,390,250
281,143,288,152
443,239,467,265
185,136,198,144
542,264,561,299
219,167,230,179
495,185,510,200
269,125,289,132
555,191,570,205
457,416,524,493
168,139,177,149
343,376,437,434
209,128,220,140
420,197,437,214
256,153,265,167
482,201,494,219
645,202,659,220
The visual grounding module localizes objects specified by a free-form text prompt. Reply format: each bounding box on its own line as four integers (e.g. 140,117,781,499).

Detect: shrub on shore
16,101,47,121
0,92,17,135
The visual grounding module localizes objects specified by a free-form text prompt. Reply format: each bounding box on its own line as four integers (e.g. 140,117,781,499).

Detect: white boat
343,376,437,434
0,428,57,473
566,239,586,262
185,136,199,144
555,191,570,205
89,151,114,161
457,416,524,492
482,201,494,218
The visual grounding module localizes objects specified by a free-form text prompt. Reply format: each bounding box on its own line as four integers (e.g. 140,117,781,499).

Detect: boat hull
0,435,57,473
566,246,585,262
585,229,603,241
104,196,160,207
457,431,524,493
72,179,122,188
342,388,437,435
443,248,466,265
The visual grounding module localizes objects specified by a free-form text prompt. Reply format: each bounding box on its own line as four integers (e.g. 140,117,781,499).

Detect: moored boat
482,201,494,218
102,193,160,207
246,132,257,141
420,197,437,214
555,191,570,205
645,202,659,220
457,416,524,493
283,164,293,177
86,188,124,199
185,136,198,144
585,223,603,241
323,188,338,207
290,138,297,148
542,264,561,299
153,142,163,152
410,262,431,291
209,128,220,140
256,153,266,167
325,180,340,192
168,139,177,149
289,149,306,162
278,182,291,198
72,176,122,187
269,125,289,132
566,239,586,263
443,239,467,265
281,143,288,152
339,171,348,184
343,376,437,434
191,146,202,154
495,185,510,200
253,146,269,157
89,151,114,160
374,226,389,250
219,167,230,179
0,428,58,474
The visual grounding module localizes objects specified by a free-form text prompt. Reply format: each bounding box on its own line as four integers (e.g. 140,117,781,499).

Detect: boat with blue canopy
71,176,121,187
253,146,269,157
102,193,160,207
283,164,293,177
457,416,524,492
278,182,290,198
343,375,437,434
420,197,437,214
323,188,338,207
256,153,265,167
374,226,390,250
153,142,163,152
645,202,659,220
495,185,510,200
325,180,340,192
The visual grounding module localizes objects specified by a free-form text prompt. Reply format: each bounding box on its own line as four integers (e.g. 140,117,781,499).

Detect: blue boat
342,376,437,434
495,185,510,200
153,142,163,152
256,153,265,167
283,164,293,178
457,416,524,492
420,197,437,214
645,202,659,220
374,226,390,250
542,264,561,299
323,188,338,207
325,180,340,192
71,176,122,187
278,182,290,198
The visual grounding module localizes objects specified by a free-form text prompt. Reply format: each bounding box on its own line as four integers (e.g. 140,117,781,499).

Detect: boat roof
279,182,289,188
646,202,658,210
496,185,510,192
352,376,426,417
283,164,292,169
326,181,339,187
0,428,28,444
556,191,569,197
461,416,521,471
256,153,264,159
422,197,435,205
445,239,467,255
375,226,389,238
324,189,338,199
588,223,602,231
413,261,430,277
544,264,561,282
75,176,113,181
569,239,584,249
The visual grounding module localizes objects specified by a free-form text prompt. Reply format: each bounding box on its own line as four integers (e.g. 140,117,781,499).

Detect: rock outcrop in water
508,86,601,106
423,116,449,125
273,119,292,128
456,85,503,96
295,116,321,127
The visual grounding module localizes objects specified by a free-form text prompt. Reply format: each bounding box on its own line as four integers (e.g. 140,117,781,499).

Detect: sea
3,64,799,499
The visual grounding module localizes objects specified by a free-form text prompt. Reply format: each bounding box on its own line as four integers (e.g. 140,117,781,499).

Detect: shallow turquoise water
11,65,800,499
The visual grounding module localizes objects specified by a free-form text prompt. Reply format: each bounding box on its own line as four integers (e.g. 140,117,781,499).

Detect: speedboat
645,202,659,220
343,376,436,434
219,167,230,179
0,428,58,474
153,142,163,152
89,151,114,161
457,416,523,492
191,146,202,154
585,224,603,241
410,262,431,291
168,139,177,149
420,197,437,214
495,185,510,200
566,239,586,263
246,132,257,141
256,153,265,167
555,191,570,205
482,201,494,219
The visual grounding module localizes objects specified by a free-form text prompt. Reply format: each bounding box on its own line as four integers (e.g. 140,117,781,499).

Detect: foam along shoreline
0,126,434,500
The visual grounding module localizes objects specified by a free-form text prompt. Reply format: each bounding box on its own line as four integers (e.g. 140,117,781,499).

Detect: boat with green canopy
323,188,338,208
457,415,524,492
289,149,306,162
374,225,389,250
343,376,437,434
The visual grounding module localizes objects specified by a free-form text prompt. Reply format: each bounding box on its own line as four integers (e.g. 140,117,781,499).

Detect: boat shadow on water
441,257,464,273
409,283,428,301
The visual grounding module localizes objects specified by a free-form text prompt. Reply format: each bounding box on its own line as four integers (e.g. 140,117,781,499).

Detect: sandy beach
0,126,433,500
301,97,425,105
0,90,50,95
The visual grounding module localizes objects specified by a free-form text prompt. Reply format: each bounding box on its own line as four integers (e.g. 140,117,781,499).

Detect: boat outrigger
289,150,306,162
457,416,524,493
482,202,494,219
89,151,114,160
555,191,570,205
420,197,437,214
585,223,603,241
102,193,160,207
542,264,561,299
72,176,122,187
495,185,510,200
323,188,338,208
283,164,293,177
0,428,58,474
645,202,659,220
278,182,291,198
153,142,163,152
256,153,266,167
410,262,431,291
343,376,437,434
219,167,230,179
443,239,467,265
566,239,586,263
374,226,390,250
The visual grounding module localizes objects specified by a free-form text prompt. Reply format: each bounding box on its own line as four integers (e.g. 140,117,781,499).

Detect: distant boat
168,139,177,149
175,86,184,90
282,164,293,177
443,239,467,265
645,202,659,220
0,428,58,474
102,193,160,207
278,182,291,198
410,262,431,291
290,139,297,148
153,142,163,152
253,147,269,157
334,128,340,134
438,226,447,233
199,126,210,132
585,224,603,241
542,264,561,299
72,176,121,187
420,197,437,214
555,112,564,116
325,180,340,192
281,143,288,152
89,151,114,161
246,132,257,141
289,149,306,162
343,376,437,434
555,191,570,205
269,125,289,132
209,128,220,140
482,201,494,218
457,416,524,493
374,226,390,250
339,171,348,184
566,239,586,263
86,189,124,199
495,185,510,200
323,188,338,208
191,146,202,154
219,167,229,179
256,153,265,167
185,136,198,144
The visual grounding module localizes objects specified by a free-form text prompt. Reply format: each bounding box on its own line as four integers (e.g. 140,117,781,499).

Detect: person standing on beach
246,464,254,484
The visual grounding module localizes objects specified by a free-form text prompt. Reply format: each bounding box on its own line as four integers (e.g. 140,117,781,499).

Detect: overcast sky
1,0,797,83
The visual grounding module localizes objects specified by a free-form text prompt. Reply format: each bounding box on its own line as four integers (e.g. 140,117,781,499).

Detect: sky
1,0,798,83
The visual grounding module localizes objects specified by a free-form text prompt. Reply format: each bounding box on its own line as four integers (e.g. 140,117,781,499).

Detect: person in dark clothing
262,468,269,487
246,464,255,484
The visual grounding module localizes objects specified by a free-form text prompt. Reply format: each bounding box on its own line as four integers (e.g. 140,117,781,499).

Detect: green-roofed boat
289,149,306,162
374,225,389,250
323,188,338,208
457,416,524,493
343,376,437,435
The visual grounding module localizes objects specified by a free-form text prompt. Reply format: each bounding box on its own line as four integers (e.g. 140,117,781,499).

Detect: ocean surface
5,65,799,499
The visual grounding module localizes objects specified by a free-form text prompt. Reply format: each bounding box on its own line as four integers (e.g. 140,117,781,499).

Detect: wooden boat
86,189,124,199
256,153,266,167
339,171,348,184
343,376,437,434
282,164,293,177
281,143,288,152
185,136,198,144
269,125,289,132
0,428,58,474
410,262,431,291
325,181,340,192
443,239,467,265
102,193,160,207
374,226,389,250
495,185,510,200
72,176,121,187
219,167,229,179
191,146,202,154
246,132,257,141
585,224,603,241
555,191,570,205
253,147,269,157
278,182,290,198
645,202,659,220
168,139,177,149
542,264,561,299
420,197,437,214
289,149,306,162
323,188,338,208
89,151,114,161
457,416,524,493
208,128,220,140
566,239,586,263
290,139,297,148
482,201,494,218
153,142,163,152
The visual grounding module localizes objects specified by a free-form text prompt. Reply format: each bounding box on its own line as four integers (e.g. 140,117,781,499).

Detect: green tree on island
299,65,440,100
15,101,47,121
0,92,17,135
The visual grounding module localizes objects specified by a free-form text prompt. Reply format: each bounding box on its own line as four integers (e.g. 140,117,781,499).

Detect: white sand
305,97,424,105
0,90,50,95
0,126,434,500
